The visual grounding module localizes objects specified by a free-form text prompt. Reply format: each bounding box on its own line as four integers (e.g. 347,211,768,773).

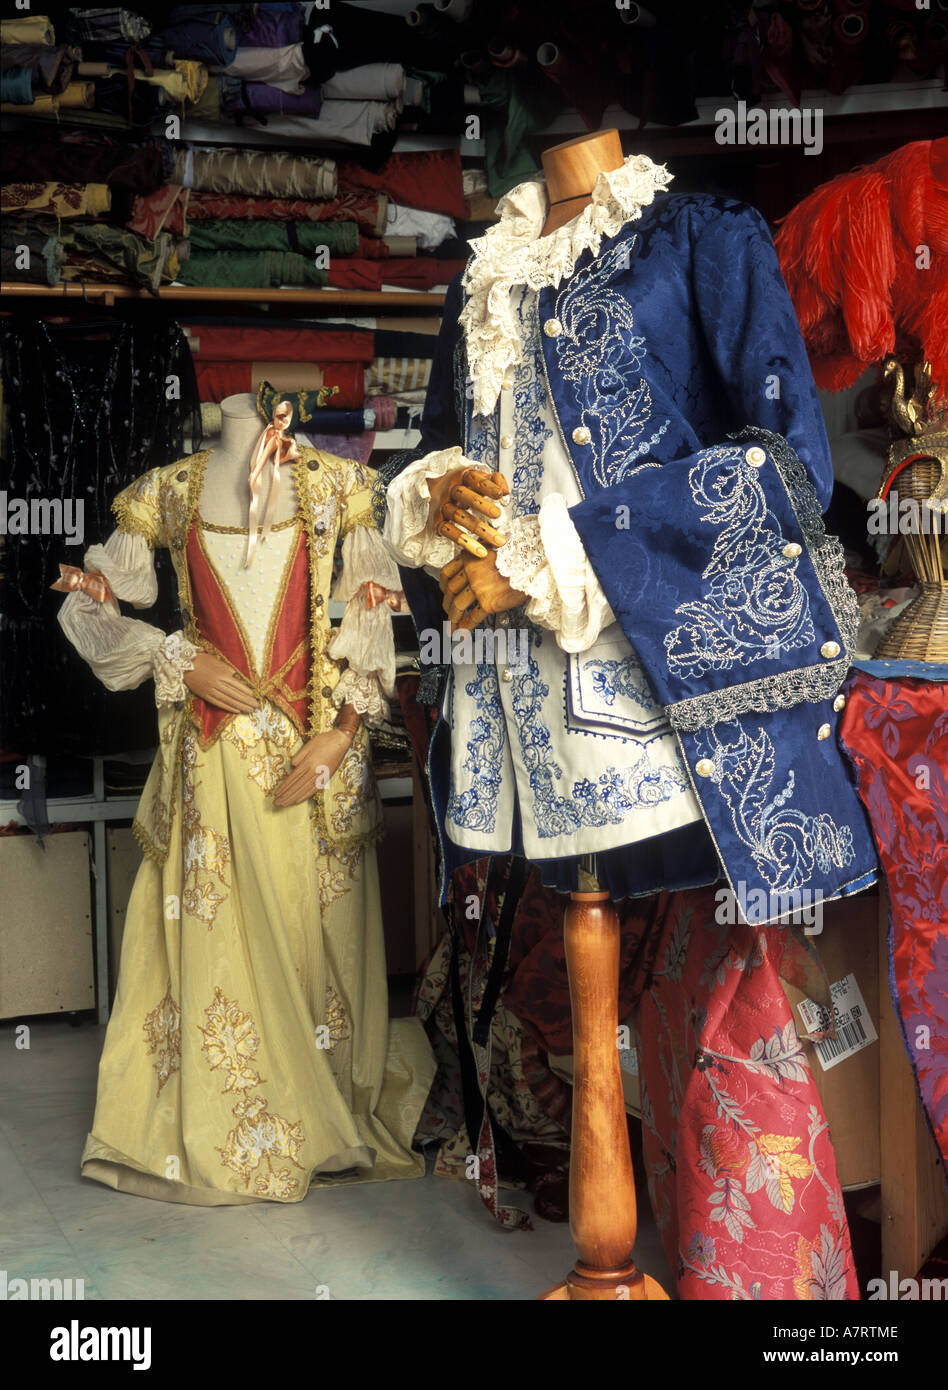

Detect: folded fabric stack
185,315,441,465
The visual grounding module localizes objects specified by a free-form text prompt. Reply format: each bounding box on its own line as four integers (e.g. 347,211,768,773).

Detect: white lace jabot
459,151,673,418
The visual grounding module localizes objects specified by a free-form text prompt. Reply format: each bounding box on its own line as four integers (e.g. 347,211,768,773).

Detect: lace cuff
495,496,615,652
331,668,390,725
381,444,491,572
152,631,198,707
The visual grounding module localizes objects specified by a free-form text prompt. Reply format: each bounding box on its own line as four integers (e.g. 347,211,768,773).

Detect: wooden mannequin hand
183,652,258,714
428,466,510,558
272,729,353,808
439,550,527,631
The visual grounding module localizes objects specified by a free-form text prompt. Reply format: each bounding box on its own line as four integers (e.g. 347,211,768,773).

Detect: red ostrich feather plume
774,139,948,400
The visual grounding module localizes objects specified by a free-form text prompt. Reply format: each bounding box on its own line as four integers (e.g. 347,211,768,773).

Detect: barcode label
796,973,878,1072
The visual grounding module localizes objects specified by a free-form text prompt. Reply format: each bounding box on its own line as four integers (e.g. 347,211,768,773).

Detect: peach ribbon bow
49,564,112,603
245,398,300,568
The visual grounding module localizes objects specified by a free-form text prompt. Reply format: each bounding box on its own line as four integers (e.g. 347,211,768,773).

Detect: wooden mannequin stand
540,886,668,1301
536,131,670,1300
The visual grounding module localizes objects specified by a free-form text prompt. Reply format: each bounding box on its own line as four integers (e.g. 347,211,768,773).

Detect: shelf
0,283,448,307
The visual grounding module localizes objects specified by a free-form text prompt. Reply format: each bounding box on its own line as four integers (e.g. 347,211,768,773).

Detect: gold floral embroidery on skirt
219,706,297,794
181,731,231,928
325,984,351,1049
143,984,182,1096
199,986,306,1196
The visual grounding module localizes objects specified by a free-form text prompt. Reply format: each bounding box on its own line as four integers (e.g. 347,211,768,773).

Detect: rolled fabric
297,408,372,434
200,401,222,436
0,131,169,192
176,249,328,288
154,17,237,66
218,44,309,94
250,100,400,145
107,64,206,104
0,16,56,45
338,149,466,219
302,430,376,466
174,146,337,199
223,80,323,117
59,222,172,290
0,43,81,94
1,182,111,218
366,395,397,429
0,69,35,105
326,256,466,291
0,214,63,285
258,380,375,431
186,218,358,256
56,81,97,108
184,189,384,233
185,325,374,362
321,62,406,101
64,8,151,43
193,362,364,407
365,357,432,394
242,7,305,47
127,184,189,239
386,202,456,249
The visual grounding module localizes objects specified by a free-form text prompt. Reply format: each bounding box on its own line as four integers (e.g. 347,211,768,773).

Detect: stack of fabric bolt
0,7,480,294
184,313,445,465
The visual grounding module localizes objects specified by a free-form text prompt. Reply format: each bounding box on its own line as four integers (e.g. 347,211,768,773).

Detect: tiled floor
0,1017,674,1301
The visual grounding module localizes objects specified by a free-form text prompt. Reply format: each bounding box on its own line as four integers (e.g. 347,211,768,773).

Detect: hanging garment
56,447,435,1203
185,188,386,233
379,152,879,922
839,668,948,1175
0,131,170,193
0,317,201,757
174,145,337,199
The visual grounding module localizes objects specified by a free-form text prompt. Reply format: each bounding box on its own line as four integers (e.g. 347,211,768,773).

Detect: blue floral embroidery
584,656,659,711
446,663,506,834
695,721,855,894
552,238,670,486
666,444,814,678
509,292,552,516
511,633,689,839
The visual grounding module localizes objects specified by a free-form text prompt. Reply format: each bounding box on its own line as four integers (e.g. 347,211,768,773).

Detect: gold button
321,685,333,698
307,459,320,471
820,640,841,659
695,758,715,778
501,668,513,683
500,434,513,450
782,543,802,558
572,426,591,445
745,446,767,467
817,723,831,741
833,694,847,712
315,594,324,605
543,318,562,338
176,470,188,482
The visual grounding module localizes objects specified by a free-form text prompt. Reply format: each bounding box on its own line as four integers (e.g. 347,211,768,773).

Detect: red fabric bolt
186,325,374,363
185,190,388,236
326,257,467,292
194,360,365,408
337,148,466,220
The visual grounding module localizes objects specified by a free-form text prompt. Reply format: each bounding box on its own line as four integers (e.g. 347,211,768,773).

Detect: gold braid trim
111,491,160,548
340,503,379,538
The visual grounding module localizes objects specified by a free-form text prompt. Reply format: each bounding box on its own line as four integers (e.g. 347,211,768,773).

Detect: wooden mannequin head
540,129,624,236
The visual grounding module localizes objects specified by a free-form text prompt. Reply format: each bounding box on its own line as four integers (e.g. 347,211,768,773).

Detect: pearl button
543,318,562,338
501,668,513,683
833,694,847,712
782,543,802,558
695,758,715,778
820,640,841,659
817,723,831,741
500,434,513,450
572,426,591,445
745,446,766,467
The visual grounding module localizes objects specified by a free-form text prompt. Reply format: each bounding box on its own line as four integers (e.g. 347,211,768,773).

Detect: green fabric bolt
476,69,559,198
60,222,169,290
0,214,63,284
187,219,359,256
177,251,330,289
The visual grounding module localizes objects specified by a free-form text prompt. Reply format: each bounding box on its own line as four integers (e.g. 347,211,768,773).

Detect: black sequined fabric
0,315,201,757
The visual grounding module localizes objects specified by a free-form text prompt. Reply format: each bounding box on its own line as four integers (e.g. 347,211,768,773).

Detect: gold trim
198,515,299,535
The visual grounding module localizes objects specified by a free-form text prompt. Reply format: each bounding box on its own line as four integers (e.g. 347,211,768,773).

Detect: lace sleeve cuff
495,496,615,652
381,444,491,571
152,631,198,707
331,669,390,725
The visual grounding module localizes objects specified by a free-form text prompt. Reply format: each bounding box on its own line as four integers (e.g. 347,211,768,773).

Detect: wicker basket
875,457,948,661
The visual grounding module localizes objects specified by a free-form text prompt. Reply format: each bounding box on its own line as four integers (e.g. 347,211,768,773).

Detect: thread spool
434,0,473,21
836,13,866,44
488,37,522,67
537,41,561,72
618,2,657,27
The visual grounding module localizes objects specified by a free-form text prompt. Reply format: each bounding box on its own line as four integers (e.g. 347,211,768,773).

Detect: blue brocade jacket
376,180,879,925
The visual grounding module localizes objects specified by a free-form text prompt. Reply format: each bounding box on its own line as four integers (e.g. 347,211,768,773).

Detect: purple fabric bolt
241,7,305,48
227,80,323,116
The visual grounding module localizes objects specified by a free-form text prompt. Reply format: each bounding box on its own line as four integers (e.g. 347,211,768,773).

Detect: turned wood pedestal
540,890,669,1301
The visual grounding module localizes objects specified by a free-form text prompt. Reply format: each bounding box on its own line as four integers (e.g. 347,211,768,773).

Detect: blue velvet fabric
379,192,880,920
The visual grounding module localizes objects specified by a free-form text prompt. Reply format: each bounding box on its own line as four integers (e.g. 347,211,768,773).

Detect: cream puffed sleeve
381,444,492,572
327,468,406,726
57,528,197,705
494,494,615,652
